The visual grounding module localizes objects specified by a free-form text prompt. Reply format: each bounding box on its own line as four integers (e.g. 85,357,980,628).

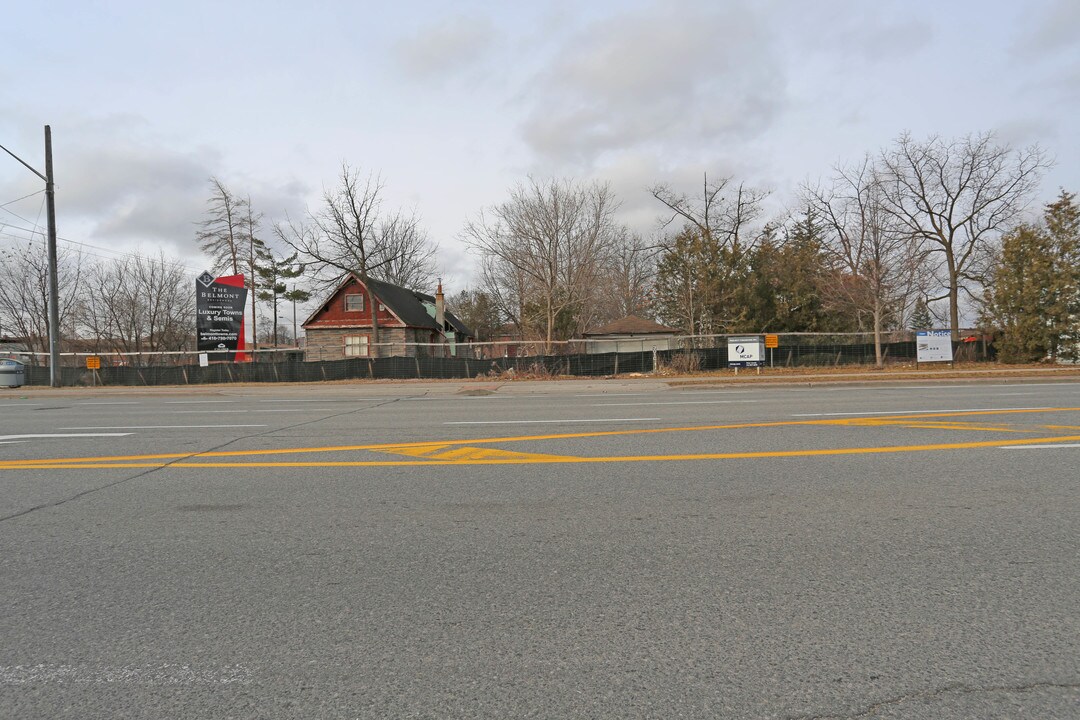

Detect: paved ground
1,377,1078,718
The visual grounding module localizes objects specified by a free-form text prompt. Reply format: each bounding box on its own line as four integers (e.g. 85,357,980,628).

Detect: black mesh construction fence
10,332,994,387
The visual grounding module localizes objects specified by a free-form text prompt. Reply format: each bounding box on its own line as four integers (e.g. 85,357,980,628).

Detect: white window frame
344,293,365,312
344,335,369,357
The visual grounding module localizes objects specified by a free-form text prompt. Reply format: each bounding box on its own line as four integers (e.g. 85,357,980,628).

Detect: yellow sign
765,334,779,349
86,356,101,370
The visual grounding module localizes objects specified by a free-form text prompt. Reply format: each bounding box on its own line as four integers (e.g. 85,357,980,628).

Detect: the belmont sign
196,271,248,361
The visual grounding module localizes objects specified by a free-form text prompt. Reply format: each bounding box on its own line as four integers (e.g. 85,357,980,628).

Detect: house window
344,294,365,312
344,335,369,357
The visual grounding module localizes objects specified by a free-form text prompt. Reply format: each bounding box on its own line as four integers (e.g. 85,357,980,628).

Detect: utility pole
44,127,60,387
0,125,61,387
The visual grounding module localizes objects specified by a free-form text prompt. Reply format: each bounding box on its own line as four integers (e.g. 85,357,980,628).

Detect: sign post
728,335,766,375
196,271,249,362
916,330,954,368
85,355,100,387
765,334,779,368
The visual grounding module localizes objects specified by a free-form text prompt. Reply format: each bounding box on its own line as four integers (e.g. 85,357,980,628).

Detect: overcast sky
2,0,1077,294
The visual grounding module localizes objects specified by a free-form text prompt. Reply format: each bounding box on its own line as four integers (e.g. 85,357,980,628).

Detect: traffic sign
765,334,779,349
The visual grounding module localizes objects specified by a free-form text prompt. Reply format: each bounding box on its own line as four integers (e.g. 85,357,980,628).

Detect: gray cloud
394,15,497,83
519,2,786,166
1014,0,1080,57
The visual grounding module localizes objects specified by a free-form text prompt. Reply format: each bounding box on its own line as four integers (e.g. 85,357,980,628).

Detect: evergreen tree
909,297,933,330
255,250,308,347
984,224,1057,362
983,191,1079,362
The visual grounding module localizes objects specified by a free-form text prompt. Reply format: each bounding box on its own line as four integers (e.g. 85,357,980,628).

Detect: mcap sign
916,330,953,363
196,272,249,361
727,335,765,368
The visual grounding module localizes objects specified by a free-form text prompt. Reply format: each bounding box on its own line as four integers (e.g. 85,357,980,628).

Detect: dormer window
344,294,364,312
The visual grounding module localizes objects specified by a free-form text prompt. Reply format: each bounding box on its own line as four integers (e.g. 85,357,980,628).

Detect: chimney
435,278,445,332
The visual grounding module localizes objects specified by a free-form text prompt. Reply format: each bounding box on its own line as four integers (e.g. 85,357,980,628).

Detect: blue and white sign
916,330,953,363
727,335,765,368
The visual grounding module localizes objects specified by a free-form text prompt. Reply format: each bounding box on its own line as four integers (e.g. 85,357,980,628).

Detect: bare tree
240,197,267,350
463,177,622,352
878,132,1049,339
368,210,437,290
597,229,657,323
196,177,245,276
651,174,768,257
650,174,768,334
806,156,927,366
79,252,194,359
0,240,84,360
276,164,437,356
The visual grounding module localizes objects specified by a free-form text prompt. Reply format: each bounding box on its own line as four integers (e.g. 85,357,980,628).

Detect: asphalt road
1,378,1079,719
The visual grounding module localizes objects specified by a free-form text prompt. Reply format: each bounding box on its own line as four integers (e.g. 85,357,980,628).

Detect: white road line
0,403,41,407
254,399,359,403
173,409,332,414
445,418,661,425
75,401,141,405
58,425,268,430
792,407,1051,417
173,410,250,414
0,433,132,441
596,400,757,407
672,390,753,395
164,400,234,404
999,443,1080,450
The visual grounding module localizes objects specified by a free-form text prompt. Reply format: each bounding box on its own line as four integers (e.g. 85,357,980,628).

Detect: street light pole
0,125,60,387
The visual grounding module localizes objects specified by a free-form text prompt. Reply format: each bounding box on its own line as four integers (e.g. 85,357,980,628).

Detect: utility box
727,335,765,368
0,358,27,388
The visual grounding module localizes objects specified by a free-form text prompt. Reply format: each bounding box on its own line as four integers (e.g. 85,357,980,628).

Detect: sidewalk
4,364,1080,399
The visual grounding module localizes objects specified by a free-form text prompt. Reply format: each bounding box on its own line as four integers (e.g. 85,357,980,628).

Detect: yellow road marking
2,407,1078,471
378,444,581,462
3,434,1080,470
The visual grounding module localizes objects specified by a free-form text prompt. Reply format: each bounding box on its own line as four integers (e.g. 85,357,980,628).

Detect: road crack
0,395,408,524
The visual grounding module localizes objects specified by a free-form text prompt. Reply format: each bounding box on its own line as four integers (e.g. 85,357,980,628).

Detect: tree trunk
364,272,380,359
873,299,883,368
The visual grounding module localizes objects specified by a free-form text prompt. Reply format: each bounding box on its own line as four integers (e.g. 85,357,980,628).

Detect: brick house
302,274,473,361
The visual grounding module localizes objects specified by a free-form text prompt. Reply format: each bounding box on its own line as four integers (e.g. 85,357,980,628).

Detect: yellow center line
2,407,1078,470
4,433,1080,469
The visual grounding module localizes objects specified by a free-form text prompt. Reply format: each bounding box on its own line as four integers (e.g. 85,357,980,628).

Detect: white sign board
916,330,953,363
199,353,209,367
727,335,765,367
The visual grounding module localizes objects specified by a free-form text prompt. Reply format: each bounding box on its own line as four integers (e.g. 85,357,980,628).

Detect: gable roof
584,315,679,336
303,273,474,337
364,276,438,330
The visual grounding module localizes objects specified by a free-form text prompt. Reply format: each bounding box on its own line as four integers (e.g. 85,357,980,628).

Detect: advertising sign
916,330,953,363
727,335,765,368
196,272,248,361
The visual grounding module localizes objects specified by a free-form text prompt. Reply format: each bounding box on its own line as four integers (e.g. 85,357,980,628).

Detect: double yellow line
2,408,1078,470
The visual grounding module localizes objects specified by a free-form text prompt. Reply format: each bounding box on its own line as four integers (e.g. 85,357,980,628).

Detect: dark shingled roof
584,315,679,336
364,277,439,330
361,276,475,338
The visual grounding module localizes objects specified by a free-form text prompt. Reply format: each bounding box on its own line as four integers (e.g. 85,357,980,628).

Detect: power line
0,227,207,273
1,189,45,208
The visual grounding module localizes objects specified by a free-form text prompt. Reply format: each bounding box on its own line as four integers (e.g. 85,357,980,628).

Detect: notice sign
916,330,953,363
196,271,248,361
728,335,765,368
85,356,101,370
